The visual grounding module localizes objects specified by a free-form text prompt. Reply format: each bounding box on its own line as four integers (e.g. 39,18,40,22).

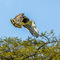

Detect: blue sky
0,0,60,40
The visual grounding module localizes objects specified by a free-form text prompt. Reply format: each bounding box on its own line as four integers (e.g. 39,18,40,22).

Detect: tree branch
22,41,60,60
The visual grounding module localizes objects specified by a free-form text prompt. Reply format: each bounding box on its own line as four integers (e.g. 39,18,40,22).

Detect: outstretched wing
10,19,22,28
10,13,25,28
10,13,29,28
23,20,39,38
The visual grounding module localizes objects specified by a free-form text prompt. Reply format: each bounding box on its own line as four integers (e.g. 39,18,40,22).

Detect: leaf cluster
0,30,60,60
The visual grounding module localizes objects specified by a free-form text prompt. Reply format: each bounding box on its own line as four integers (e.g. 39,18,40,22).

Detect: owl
10,13,39,38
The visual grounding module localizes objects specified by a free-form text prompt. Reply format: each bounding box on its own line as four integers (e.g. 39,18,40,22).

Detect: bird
10,13,39,38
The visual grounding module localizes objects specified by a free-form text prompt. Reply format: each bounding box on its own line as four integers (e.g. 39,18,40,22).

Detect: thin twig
40,35,50,42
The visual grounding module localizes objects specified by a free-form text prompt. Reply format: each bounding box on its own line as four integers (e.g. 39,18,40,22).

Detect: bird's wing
23,20,39,38
10,13,24,28
10,19,22,28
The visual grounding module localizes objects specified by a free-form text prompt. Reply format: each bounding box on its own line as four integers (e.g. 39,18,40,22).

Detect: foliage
0,30,60,60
